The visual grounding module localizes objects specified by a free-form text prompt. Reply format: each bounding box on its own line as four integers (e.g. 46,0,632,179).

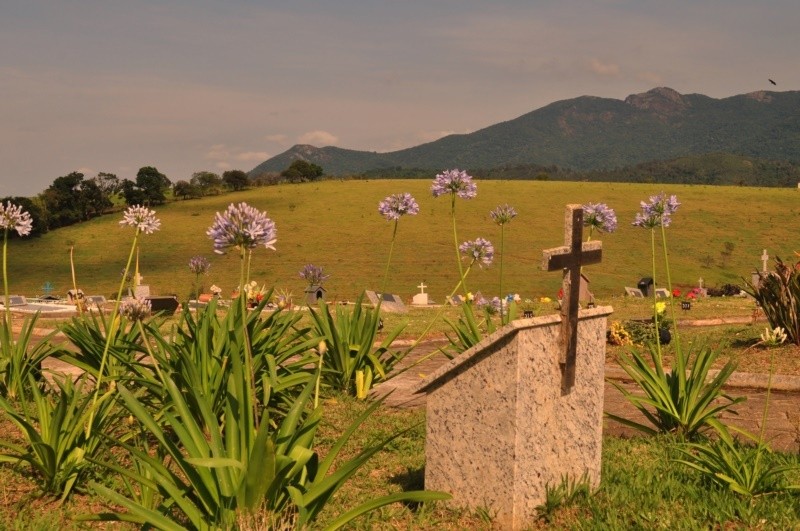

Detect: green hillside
4,180,799,304
250,88,800,177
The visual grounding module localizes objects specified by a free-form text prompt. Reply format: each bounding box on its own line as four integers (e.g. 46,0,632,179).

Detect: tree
132,166,171,205
121,179,148,206
41,172,85,227
222,169,249,191
281,160,323,183
190,171,223,195
173,180,201,200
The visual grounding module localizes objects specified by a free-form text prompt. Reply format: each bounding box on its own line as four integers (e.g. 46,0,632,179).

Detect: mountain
249,87,800,176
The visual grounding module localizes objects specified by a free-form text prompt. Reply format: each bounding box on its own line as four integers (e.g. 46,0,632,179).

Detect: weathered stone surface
413,306,612,529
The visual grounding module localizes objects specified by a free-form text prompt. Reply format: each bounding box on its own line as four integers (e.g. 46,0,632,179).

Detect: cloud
636,71,664,85
297,130,338,146
587,58,620,77
204,145,269,169
265,134,288,144
235,151,270,162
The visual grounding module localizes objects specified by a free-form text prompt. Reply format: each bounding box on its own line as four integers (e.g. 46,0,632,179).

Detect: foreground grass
1,392,798,529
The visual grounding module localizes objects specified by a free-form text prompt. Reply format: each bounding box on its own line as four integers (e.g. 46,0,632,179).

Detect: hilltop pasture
4,180,799,302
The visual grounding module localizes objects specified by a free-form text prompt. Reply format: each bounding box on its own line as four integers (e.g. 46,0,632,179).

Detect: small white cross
698,277,704,289
417,282,427,294
761,249,769,272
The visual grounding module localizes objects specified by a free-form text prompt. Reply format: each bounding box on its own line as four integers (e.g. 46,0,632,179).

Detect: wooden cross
761,249,769,272
417,282,427,294
541,205,603,391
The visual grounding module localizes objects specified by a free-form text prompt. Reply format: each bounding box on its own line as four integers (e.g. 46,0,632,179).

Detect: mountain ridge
249,87,800,176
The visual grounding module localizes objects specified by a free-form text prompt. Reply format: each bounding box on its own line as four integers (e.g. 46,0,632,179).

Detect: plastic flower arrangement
760,326,787,347
242,281,267,306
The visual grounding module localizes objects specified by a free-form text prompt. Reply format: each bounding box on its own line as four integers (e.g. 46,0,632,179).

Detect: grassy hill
4,180,799,304
250,88,800,177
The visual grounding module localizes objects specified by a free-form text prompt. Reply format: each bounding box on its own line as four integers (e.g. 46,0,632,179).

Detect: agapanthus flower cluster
188,256,211,275
378,193,420,221
119,205,161,234
459,237,494,267
207,202,277,255
582,202,617,233
633,193,680,229
0,201,33,236
490,204,517,226
120,297,152,322
431,169,477,199
299,264,330,286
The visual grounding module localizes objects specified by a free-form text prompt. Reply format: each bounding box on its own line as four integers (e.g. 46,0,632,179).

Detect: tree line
1,159,330,237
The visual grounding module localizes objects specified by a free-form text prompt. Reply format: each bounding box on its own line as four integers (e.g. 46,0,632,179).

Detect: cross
698,277,704,289
761,249,769,272
541,205,603,391
41,281,55,296
417,282,427,294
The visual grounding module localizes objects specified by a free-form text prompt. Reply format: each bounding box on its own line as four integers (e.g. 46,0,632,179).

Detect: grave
146,296,180,315
411,282,429,306
752,249,769,289
364,290,407,313
304,285,326,306
414,205,611,529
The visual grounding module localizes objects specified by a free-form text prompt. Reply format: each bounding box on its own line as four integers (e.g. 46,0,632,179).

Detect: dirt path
374,340,800,453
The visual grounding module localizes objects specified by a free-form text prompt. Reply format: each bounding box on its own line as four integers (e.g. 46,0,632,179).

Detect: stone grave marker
412,282,429,306
413,204,611,529
364,290,407,313
752,249,769,289
761,249,769,272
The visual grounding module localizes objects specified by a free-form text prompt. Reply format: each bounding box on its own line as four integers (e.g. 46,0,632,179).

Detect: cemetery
0,178,799,529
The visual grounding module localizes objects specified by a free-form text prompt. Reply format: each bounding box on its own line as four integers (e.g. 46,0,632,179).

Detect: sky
1,0,798,197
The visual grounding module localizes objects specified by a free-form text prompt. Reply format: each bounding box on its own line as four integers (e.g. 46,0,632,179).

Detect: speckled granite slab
413,306,612,530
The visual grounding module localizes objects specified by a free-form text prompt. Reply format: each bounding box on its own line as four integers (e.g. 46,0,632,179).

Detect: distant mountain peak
249,88,800,176
624,87,689,115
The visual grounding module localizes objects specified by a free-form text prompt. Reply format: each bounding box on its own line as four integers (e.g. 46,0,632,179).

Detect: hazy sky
1,0,798,197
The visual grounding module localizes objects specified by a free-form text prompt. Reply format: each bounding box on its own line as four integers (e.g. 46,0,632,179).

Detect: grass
0,394,798,529
4,180,799,303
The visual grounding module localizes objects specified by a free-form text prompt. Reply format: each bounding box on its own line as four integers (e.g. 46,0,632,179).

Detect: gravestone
364,290,407,313
697,277,708,297
413,204,611,529
133,285,151,298
412,282,429,306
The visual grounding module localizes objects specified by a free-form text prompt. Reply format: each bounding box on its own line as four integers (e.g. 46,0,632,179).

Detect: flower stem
2,229,9,324
451,195,467,295
498,223,505,321
402,261,475,357
239,247,259,429
650,228,662,359
86,229,141,438
381,220,398,294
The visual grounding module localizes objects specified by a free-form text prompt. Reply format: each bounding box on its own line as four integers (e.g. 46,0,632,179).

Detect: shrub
744,257,800,345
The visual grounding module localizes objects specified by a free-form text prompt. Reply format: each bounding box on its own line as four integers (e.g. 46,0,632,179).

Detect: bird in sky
769,78,777,85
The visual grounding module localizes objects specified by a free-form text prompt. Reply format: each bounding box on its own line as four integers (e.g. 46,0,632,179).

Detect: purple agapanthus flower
632,193,680,229
120,205,161,235
120,297,152,321
582,203,617,233
490,204,517,226
378,193,420,221
299,264,330,286
0,201,33,237
459,237,494,268
207,202,277,255
431,169,477,199
188,256,211,275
